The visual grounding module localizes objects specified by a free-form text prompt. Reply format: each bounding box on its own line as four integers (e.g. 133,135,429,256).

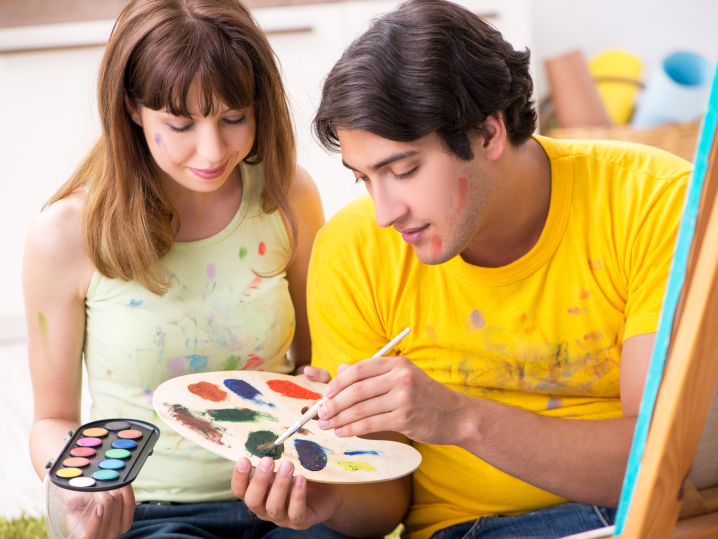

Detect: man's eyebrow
342,150,419,173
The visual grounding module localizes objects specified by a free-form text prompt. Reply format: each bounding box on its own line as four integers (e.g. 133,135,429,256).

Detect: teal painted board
614,60,718,535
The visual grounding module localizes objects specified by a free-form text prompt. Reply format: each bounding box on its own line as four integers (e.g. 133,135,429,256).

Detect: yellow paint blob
56,468,83,478
336,460,377,472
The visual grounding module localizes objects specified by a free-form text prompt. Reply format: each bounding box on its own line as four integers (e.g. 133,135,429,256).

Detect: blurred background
1,0,717,524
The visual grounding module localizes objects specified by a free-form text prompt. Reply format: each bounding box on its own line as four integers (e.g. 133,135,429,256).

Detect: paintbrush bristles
256,442,282,457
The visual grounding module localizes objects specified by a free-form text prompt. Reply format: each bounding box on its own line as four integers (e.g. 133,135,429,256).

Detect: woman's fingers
80,502,103,539
299,366,332,384
119,486,135,534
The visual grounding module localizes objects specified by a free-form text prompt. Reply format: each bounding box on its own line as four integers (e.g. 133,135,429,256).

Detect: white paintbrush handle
272,327,412,446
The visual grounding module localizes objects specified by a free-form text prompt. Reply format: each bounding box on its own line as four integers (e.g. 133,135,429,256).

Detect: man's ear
124,92,143,127
480,112,507,161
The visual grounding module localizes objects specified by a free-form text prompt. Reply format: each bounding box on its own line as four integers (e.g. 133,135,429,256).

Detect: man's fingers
331,412,394,438
323,358,393,399
318,393,394,431
264,461,295,521
231,457,253,499
320,371,394,421
286,475,309,527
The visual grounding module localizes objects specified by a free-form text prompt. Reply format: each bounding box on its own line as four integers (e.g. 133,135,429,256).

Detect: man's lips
396,224,430,244
188,161,229,179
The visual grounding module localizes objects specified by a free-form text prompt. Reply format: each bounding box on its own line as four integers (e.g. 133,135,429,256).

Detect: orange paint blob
267,379,323,400
567,306,588,316
117,430,143,439
584,331,604,342
63,457,90,468
430,235,442,258
579,288,591,300
188,381,228,402
83,428,108,437
588,260,603,271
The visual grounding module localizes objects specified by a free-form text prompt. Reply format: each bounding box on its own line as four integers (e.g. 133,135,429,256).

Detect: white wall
530,0,718,102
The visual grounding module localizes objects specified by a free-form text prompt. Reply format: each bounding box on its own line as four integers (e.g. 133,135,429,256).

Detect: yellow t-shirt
307,136,690,539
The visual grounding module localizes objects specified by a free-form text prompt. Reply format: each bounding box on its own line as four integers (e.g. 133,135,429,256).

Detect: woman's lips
399,224,429,244
188,161,228,179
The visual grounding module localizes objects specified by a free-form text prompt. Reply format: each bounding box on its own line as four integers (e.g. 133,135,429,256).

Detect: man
231,1,690,538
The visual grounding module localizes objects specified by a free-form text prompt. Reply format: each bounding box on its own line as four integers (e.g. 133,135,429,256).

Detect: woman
22,0,331,537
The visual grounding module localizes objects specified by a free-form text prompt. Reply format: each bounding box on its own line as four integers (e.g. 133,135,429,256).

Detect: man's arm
318,333,655,507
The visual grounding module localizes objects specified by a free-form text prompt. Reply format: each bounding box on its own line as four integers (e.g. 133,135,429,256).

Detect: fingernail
318,419,328,429
261,458,274,471
96,504,104,517
294,476,305,486
335,427,342,436
236,459,249,473
318,406,327,418
304,366,318,377
323,386,332,397
279,462,292,475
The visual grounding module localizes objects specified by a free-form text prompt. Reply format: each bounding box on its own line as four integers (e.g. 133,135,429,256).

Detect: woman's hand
231,457,343,530
294,365,332,384
62,485,135,539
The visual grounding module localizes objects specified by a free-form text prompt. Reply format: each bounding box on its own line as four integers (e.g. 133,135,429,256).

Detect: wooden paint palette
153,372,422,483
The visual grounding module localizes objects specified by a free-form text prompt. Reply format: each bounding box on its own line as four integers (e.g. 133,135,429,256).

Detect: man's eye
354,175,369,184
394,167,417,180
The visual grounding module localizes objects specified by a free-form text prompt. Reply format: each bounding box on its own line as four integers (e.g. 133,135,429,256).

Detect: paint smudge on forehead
37,312,51,367
294,439,328,471
154,133,170,158
188,381,228,402
336,461,376,472
224,379,276,407
207,407,278,423
266,379,323,400
430,235,442,258
246,430,283,460
167,403,225,445
454,177,468,219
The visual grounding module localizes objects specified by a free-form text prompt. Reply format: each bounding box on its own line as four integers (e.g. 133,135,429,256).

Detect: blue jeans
430,503,616,539
119,501,358,539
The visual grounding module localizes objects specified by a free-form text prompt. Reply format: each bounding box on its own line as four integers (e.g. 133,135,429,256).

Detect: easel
562,63,718,539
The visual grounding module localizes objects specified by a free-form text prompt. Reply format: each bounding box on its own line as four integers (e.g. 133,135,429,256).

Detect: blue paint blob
294,439,328,471
93,470,119,480
98,459,125,470
111,440,137,449
128,299,143,308
188,355,209,373
224,379,275,408
344,450,380,456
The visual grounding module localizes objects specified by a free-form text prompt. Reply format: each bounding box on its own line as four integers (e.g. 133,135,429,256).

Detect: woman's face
126,82,256,196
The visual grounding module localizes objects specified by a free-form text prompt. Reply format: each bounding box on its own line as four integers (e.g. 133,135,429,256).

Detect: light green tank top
84,161,295,502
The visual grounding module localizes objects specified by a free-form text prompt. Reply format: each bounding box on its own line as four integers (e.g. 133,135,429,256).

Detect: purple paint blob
207,263,216,280
224,379,275,408
168,357,187,378
294,439,328,471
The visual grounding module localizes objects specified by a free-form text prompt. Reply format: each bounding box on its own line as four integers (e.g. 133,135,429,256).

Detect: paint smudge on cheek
188,381,228,402
37,312,51,366
207,264,216,280
294,439,328,471
154,132,170,158
208,408,277,423
168,403,225,445
430,235,442,258
469,310,485,331
266,379,323,400
246,430,284,460
336,460,377,472
454,177,468,218
224,379,275,408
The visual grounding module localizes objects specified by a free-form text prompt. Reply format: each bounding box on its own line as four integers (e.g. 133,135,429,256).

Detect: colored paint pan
69,447,96,457
111,440,136,449
105,449,131,459
49,418,160,492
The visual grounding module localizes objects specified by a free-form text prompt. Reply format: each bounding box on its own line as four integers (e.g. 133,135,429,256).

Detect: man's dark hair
313,0,536,160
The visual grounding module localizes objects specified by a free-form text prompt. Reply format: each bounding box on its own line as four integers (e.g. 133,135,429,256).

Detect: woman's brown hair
47,0,297,295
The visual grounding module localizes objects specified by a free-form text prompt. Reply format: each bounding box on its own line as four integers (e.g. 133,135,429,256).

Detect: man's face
337,130,499,264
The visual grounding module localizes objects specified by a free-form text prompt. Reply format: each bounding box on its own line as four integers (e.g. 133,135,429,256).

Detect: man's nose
371,182,408,228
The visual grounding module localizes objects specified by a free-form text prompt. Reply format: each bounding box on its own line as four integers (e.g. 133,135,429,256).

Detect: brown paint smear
168,403,225,446
188,381,228,402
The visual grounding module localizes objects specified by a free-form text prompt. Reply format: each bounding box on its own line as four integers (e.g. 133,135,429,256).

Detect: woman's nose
196,124,226,164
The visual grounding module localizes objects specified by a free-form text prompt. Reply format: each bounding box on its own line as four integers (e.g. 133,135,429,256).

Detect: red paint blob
455,177,468,218
241,276,262,296
70,447,96,457
188,381,228,402
430,234,443,258
258,242,266,256
63,457,90,468
242,354,264,370
266,379,323,400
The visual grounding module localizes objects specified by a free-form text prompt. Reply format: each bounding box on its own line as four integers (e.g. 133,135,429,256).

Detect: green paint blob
336,460,377,472
222,355,240,370
105,449,131,459
245,430,283,460
239,246,248,261
208,408,277,423
37,312,51,366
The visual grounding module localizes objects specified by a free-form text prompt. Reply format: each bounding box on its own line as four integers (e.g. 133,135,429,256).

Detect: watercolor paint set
48,419,160,492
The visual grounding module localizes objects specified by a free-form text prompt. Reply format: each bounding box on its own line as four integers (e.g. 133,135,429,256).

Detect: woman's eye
167,124,192,133
224,116,246,125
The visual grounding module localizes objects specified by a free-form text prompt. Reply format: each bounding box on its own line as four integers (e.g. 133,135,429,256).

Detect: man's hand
231,457,343,530
316,356,466,444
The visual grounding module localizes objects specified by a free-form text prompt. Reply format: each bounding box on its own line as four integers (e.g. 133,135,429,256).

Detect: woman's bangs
136,23,256,118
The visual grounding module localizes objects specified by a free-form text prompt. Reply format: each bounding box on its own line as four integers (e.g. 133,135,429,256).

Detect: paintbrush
256,327,412,456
